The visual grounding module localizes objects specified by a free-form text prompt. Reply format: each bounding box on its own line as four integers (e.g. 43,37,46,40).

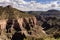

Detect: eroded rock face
0,17,46,40
0,5,46,40
0,20,7,30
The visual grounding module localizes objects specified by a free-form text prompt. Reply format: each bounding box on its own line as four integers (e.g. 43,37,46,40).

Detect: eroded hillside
0,5,46,40
28,10,60,39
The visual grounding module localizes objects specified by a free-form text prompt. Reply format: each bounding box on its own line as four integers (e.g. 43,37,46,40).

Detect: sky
0,0,60,11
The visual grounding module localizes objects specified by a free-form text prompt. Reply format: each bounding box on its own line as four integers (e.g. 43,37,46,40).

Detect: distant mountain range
25,9,60,18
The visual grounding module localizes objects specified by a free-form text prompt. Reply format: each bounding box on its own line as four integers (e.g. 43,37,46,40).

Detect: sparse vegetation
0,5,33,20
0,6,60,40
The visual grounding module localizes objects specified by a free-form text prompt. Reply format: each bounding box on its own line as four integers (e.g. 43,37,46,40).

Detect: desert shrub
53,33,60,39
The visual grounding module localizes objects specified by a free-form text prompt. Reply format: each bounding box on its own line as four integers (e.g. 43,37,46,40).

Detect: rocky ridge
0,5,46,40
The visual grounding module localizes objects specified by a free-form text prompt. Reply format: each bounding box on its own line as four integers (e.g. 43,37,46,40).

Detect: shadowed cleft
6,19,13,33
13,19,21,31
11,32,26,40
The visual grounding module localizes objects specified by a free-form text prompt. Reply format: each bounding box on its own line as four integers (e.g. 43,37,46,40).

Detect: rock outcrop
0,5,46,40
